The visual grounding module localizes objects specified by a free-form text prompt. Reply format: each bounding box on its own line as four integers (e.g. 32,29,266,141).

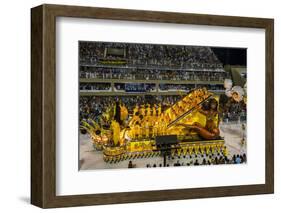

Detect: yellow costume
120,104,128,121
134,124,141,139
139,105,146,117
157,104,162,116
152,105,157,117
146,105,151,116
110,120,120,146
133,105,139,116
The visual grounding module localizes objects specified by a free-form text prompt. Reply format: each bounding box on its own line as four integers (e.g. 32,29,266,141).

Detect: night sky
211,47,247,66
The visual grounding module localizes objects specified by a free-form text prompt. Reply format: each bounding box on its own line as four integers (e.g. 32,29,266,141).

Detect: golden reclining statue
158,87,220,140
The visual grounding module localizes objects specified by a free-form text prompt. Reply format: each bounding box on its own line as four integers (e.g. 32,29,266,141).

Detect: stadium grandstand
79,41,229,121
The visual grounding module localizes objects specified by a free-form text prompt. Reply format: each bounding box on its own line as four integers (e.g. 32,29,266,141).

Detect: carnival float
80,87,237,163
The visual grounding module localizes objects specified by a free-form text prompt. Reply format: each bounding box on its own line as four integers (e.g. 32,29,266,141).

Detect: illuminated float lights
102,139,227,163
103,151,161,163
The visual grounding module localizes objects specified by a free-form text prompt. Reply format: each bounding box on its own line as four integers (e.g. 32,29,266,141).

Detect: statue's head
202,101,210,110
209,98,218,110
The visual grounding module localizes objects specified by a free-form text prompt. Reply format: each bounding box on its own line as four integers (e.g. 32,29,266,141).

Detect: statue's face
210,102,217,110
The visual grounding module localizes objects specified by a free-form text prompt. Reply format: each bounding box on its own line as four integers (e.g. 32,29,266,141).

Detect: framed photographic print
31,4,274,208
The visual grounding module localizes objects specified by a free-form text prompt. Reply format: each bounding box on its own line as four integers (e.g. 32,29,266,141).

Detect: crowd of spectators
166,153,247,166
123,83,156,92
80,83,111,91
113,83,156,92
79,67,227,82
79,42,224,70
80,82,224,93
200,84,225,91
219,93,247,122
128,152,247,168
159,84,194,92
